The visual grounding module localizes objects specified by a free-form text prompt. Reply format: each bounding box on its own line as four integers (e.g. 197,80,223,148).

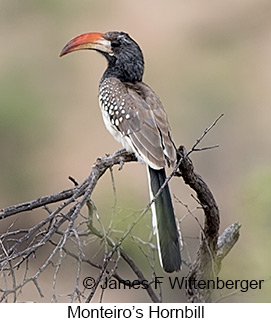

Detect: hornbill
60,31,182,273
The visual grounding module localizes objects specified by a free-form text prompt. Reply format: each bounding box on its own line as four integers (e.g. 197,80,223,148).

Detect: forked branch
0,115,240,303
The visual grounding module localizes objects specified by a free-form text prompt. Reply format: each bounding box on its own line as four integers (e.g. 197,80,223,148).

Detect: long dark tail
147,166,182,273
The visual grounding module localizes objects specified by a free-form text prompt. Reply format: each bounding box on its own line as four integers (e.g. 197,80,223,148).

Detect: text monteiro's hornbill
60,31,182,273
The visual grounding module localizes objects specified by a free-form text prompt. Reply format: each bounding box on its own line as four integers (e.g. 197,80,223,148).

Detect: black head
60,31,144,83
102,31,144,82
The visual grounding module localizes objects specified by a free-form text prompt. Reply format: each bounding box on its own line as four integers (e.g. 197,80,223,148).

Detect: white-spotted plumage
100,79,150,167
98,77,176,170
99,78,135,155
99,79,129,130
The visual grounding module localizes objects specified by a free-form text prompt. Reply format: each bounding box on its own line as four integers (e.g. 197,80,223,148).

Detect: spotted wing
99,77,176,169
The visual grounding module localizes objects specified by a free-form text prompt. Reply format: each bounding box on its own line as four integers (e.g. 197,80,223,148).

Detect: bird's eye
111,39,120,48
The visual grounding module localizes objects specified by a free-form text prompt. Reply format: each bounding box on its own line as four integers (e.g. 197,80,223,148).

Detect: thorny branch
0,114,241,303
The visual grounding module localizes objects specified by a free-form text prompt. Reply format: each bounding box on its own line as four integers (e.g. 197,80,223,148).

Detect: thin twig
0,115,241,304
187,114,224,155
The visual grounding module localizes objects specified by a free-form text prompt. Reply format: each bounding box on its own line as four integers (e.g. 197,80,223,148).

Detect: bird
60,31,182,273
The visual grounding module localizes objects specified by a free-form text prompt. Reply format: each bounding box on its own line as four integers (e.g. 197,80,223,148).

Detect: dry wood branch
0,116,240,303
0,150,137,220
177,146,241,302
0,149,162,302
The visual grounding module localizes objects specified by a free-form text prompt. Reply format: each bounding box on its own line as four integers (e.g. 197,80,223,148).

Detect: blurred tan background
0,0,270,302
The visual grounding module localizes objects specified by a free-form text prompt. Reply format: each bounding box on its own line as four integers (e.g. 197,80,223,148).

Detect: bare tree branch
0,150,137,220
0,115,240,303
177,145,241,302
